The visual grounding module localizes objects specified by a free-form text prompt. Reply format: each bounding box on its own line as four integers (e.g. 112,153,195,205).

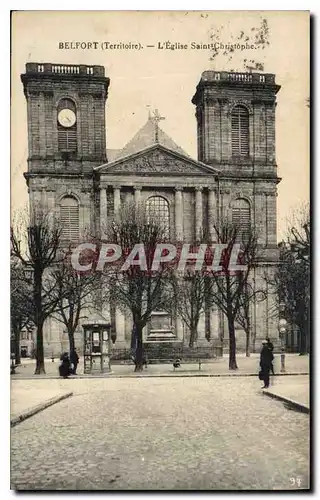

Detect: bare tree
101,202,175,371
235,281,266,357
173,270,206,347
267,204,310,354
11,259,34,364
50,251,100,353
11,210,62,374
209,220,259,370
169,227,215,347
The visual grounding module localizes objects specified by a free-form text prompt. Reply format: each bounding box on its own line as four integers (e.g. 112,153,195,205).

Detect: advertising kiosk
82,312,113,374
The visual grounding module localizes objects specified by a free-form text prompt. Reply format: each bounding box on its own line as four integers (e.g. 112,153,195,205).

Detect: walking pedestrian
266,337,275,375
59,352,71,378
260,340,274,389
70,348,79,375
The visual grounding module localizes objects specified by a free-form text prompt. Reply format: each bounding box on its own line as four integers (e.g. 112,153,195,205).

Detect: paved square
11,377,309,490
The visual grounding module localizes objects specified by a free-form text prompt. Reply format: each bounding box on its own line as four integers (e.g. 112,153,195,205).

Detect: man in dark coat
70,348,79,375
260,340,274,388
266,337,275,375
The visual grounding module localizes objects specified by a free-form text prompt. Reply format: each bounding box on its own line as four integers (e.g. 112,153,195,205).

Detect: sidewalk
12,353,309,379
262,375,309,413
11,383,73,424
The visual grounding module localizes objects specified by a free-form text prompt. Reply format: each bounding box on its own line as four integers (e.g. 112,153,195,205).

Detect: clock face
58,108,76,128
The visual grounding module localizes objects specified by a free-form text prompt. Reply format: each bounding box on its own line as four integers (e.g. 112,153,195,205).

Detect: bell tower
192,70,281,177
192,70,282,342
191,70,281,250
21,62,110,236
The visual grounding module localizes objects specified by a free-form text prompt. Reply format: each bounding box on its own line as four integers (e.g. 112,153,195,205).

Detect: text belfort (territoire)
58,41,257,51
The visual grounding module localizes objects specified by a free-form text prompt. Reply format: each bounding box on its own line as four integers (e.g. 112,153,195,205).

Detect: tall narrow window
231,105,249,157
232,198,251,242
60,196,79,241
57,98,77,152
146,196,170,238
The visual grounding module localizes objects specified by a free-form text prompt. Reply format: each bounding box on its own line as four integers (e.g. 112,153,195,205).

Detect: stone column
204,103,210,163
125,311,133,343
254,190,265,246
220,188,231,221
208,187,217,241
81,191,91,235
195,186,203,241
210,307,220,339
175,316,184,342
115,308,125,345
100,187,107,236
267,192,277,247
113,186,121,218
32,189,42,219
197,314,206,343
28,188,35,222
46,190,55,211
175,187,183,241
265,103,276,163
40,189,47,212
38,92,46,157
134,185,141,205
219,99,231,160
46,190,55,229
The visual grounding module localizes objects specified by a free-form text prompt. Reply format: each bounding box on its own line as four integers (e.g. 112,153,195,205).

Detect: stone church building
20,62,281,355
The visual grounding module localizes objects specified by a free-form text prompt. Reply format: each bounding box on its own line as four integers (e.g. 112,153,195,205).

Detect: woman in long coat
59,352,71,378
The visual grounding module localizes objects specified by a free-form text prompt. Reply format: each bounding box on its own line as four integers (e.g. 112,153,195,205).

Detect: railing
52,65,80,74
25,62,105,77
202,70,275,84
229,72,253,83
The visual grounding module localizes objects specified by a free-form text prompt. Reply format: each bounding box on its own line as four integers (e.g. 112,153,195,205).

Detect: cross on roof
148,108,165,142
152,109,165,124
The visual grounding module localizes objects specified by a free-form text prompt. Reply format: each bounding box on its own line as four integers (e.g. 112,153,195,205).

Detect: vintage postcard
10,11,310,491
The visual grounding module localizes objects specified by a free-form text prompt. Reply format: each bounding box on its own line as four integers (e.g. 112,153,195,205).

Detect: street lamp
279,301,287,372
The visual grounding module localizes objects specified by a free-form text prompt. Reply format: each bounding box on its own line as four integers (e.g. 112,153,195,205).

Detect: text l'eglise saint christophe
58,41,256,51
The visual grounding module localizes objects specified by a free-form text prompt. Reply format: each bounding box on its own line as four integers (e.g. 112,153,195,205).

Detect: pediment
95,145,219,176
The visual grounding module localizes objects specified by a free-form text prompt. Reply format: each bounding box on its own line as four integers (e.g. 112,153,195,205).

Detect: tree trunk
245,326,251,357
68,330,75,353
34,269,45,374
34,322,45,374
245,332,250,357
189,318,199,348
134,324,144,372
228,314,238,370
13,326,21,365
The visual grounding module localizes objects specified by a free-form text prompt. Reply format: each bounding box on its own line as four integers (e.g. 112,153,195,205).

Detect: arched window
146,196,170,237
60,196,79,241
57,98,77,152
231,105,249,157
232,198,251,242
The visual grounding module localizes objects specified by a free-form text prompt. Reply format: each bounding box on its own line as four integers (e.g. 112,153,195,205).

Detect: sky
11,10,309,239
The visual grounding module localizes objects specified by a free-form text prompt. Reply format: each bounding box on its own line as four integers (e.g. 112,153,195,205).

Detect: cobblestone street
11,377,309,491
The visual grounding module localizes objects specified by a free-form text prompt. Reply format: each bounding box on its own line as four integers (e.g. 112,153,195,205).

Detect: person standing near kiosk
70,348,79,375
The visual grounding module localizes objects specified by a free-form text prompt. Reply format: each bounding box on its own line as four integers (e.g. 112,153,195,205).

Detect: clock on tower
57,108,76,128
21,62,110,239
21,62,110,173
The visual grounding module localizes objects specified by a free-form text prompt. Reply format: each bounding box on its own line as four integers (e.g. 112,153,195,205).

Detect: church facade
21,62,281,355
